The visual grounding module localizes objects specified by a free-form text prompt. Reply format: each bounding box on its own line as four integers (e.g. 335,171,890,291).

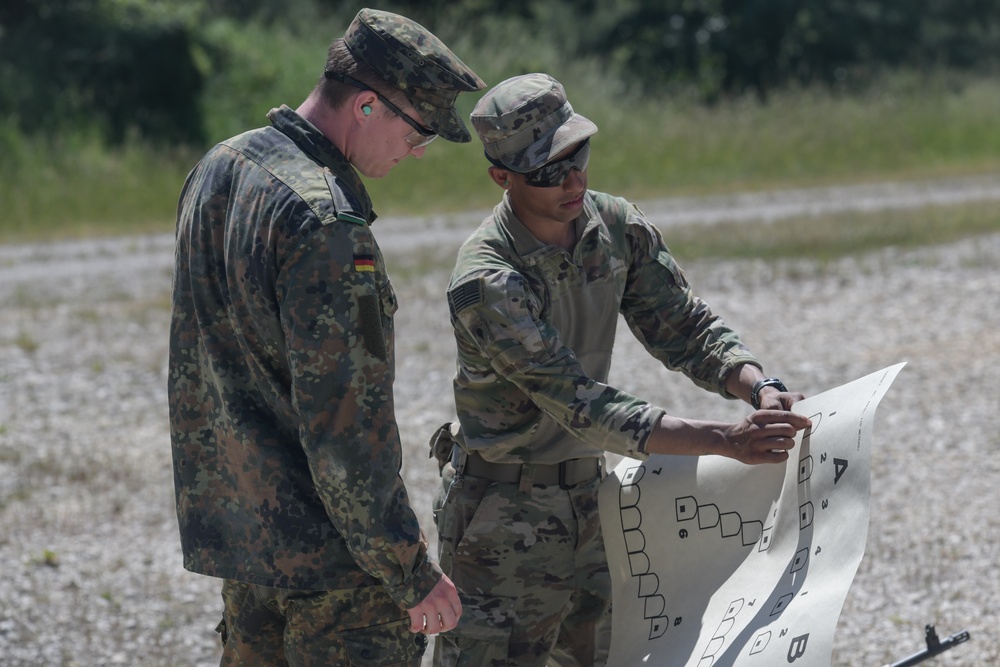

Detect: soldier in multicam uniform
168,9,484,666
430,73,812,667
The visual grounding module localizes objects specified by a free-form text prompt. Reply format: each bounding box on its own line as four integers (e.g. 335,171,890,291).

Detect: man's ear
487,166,509,188
354,92,378,122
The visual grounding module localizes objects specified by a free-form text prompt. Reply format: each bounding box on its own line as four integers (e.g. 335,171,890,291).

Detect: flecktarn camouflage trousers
218,579,427,666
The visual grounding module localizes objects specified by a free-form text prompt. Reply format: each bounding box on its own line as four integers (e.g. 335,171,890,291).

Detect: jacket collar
267,105,377,225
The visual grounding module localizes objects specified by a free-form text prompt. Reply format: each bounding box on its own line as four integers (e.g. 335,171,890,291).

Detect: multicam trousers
432,463,611,667
218,580,427,666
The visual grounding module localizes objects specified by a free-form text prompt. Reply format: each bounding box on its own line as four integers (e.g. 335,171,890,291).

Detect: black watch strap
751,378,787,409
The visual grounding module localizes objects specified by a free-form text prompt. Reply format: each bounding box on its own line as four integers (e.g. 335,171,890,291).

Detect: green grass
594,77,1000,198
0,122,197,242
660,200,1000,263
365,74,1000,214
2,26,1000,245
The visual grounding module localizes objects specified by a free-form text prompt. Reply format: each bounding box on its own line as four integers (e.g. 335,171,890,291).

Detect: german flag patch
354,254,375,272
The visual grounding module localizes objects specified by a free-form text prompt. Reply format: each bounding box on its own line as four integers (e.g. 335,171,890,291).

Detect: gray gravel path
1,176,998,666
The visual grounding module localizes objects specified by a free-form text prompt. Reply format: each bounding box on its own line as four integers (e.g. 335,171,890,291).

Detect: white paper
599,363,905,666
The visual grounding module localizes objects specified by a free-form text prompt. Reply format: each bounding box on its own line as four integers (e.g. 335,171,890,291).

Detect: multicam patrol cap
344,8,485,143
471,73,598,172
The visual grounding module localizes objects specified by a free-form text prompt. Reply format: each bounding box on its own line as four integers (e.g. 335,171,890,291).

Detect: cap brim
415,102,472,143
502,112,598,172
435,106,473,143
541,114,598,167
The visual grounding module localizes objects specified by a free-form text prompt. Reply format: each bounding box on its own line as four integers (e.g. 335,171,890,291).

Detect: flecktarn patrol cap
344,8,485,143
471,73,598,172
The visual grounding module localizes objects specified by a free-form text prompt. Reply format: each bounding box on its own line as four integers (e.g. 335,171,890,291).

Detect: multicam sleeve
619,211,760,396
450,269,662,458
279,221,440,610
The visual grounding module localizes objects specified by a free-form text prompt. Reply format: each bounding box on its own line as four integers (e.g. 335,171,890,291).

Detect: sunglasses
510,139,591,188
324,71,437,149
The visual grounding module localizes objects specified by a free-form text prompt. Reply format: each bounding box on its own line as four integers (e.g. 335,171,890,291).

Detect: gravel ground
1,177,998,666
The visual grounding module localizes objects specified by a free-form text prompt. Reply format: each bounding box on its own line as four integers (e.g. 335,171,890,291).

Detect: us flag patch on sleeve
448,278,485,314
354,254,375,272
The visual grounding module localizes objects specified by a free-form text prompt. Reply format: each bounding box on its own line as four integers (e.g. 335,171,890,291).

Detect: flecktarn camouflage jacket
168,105,439,609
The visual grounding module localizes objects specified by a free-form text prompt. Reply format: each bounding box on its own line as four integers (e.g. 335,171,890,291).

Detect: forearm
725,362,769,405
642,403,813,465
644,360,777,455
644,415,731,457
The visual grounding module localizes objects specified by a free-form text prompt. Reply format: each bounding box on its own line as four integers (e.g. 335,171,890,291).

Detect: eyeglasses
324,70,437,149
494,139,590,188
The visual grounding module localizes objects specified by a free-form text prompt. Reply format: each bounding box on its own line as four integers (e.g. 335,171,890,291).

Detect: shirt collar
493,191,599,261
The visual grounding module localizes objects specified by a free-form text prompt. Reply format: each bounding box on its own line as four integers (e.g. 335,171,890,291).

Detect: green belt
451,445,601,488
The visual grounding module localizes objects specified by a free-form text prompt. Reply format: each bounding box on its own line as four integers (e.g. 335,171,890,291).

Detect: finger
408,608,424,633
427,611,453,635
740,424,795,448
760,448,791,463
755,420,811,441
781,392,807,410
741,444,790,464
751,409,812,429
764,435,796,453
439,607,459,633
759,392,806,411
759,423,806,441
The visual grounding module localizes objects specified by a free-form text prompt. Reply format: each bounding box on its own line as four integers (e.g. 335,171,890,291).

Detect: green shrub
0,0,206,145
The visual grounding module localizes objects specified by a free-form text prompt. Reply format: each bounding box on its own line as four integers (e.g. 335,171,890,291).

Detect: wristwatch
751,378,787,409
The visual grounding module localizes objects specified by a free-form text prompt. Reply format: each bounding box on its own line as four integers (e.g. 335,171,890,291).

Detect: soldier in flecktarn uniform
168,9,484,665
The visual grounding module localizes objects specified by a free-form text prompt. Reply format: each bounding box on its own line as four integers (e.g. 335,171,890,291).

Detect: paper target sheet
598,363,905,666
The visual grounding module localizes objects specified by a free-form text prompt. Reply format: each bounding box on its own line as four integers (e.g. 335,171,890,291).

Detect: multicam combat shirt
168,105,439,609
447,191,761,465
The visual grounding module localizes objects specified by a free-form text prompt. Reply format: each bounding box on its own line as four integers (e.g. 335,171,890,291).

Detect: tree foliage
0,0,207,144
2,0,998,146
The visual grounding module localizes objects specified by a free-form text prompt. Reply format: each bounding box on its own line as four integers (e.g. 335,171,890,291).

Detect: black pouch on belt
428,421,460,474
